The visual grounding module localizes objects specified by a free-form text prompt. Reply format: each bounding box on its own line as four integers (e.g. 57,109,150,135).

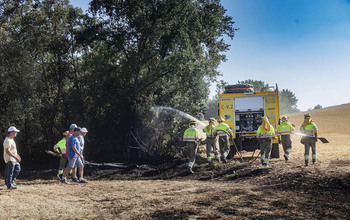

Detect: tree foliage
279,89,300,114
238,79,271,92
0,0,237,165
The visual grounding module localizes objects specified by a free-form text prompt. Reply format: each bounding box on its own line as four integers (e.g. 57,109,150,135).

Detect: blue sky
70,0,350,111
218,0,350,111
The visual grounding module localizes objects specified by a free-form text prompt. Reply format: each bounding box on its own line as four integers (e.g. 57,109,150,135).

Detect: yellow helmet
209,117,215,122
262,116,268,121
217,117,224,122
189,119,196,125
281,116,288,122
304,113,311,118
63,131,69,136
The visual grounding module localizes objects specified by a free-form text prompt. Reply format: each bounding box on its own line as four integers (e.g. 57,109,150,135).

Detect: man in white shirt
3,126,21,190
78,127,88,156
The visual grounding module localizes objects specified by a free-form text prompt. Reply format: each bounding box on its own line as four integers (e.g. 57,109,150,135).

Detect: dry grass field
1,103,350,219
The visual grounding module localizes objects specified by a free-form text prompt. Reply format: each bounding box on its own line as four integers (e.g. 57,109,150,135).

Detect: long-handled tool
249,139,261,163
292,133,329,143
250,151,261,164
231,137,244,162
45,150,61,157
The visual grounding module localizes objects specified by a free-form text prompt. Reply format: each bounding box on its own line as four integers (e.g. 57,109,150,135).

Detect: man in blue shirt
60,127,88,183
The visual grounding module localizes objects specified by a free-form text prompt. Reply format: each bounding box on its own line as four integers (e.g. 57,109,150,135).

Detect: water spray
151,106,206,127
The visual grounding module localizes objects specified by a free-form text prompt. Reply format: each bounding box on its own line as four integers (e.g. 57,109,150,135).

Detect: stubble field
1,104,350,219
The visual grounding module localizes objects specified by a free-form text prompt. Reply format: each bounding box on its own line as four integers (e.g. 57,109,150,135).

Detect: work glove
314,133,318,142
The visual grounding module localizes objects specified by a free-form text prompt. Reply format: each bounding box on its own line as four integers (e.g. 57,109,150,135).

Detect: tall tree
237,79,271,92
84,0,237,160
279,89,300,114
0,0,85,164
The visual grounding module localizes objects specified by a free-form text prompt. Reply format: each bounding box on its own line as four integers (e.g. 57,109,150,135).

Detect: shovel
292,133,329,143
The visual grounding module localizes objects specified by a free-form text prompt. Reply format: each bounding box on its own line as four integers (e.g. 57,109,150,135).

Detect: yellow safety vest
257,125,275,138
203,126,216,138
300,122,318,137
54,138,67,154
214,123,232,137
183,127,199,142
277,122,294,135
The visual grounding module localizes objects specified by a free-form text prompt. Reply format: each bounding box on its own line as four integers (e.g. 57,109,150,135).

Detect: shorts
68,157,83,168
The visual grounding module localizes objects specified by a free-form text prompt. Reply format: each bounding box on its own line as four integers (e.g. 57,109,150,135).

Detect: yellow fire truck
218,84,280,158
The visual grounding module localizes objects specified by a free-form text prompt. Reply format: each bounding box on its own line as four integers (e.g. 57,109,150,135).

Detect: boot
305,160,309,166
221,155,227,163
312,159,316,165
284,154,289,161
187,166,194,174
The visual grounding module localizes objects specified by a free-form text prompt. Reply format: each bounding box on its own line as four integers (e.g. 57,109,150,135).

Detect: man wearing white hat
3,126,21,189
78,127,88,157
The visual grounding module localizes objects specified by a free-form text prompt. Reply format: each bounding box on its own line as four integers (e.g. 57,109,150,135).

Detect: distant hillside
287,103,350,135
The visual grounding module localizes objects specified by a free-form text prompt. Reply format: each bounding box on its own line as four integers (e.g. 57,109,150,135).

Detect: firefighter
300,114,318,166
203,117,219,163
183,119,199,173
277,116,295,160
214,117,233,163
257,116,275,166
54,131,69,180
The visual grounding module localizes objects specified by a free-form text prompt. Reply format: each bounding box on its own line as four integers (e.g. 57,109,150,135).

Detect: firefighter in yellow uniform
203,117,219,163
300,114,318,166
257,116,275,166
183,119,199,173
214,117,233,163
277,116,295,160
54,131,69,179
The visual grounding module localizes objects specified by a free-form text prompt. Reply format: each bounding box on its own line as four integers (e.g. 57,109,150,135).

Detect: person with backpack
183,120,199,173
203,118,219,163
300,114,318,166
277,116,295,160
54,131,69,180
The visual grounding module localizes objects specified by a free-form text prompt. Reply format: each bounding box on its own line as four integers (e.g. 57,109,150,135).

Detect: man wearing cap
214,117,233,163
300,114,318,166
77,127,88,178
277,116,295,160
78,127,88,157
203,118,219,163
257,116,275,166
66,124,78,181
3,126,21,189
60,127,88,183
54,131,69,180
183,119,199,173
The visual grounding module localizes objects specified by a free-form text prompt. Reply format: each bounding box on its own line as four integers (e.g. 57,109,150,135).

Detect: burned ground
1,104,350,219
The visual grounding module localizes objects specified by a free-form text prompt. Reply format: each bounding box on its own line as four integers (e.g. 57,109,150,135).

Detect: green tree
314,104,322,110
237,79,271,92
204,99,218,120
0,0,85,164
279,89,300,114
84,0,237,160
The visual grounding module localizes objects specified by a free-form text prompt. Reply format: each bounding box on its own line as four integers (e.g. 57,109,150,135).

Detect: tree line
0,0,237,166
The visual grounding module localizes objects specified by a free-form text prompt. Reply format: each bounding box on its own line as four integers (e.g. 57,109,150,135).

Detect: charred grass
1,105,350,219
